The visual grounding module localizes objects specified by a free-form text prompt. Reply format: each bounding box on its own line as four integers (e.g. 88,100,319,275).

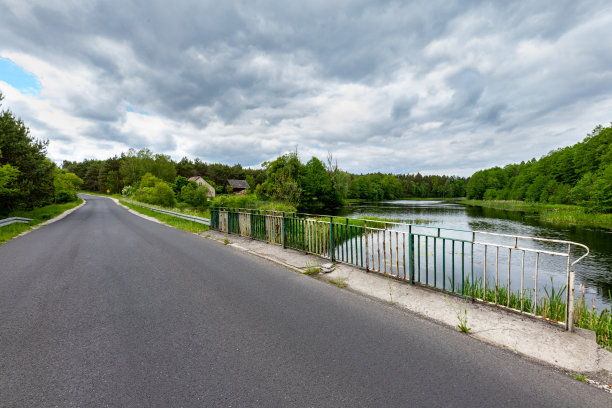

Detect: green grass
120,200,210,234
571,374,587,382
0,199,83,244
302,266,320,275
462,200,612,229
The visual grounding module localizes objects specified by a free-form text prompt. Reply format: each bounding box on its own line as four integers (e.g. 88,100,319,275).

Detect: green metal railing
210,207,589,331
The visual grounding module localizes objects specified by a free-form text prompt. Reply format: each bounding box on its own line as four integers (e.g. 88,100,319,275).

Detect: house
226,179,250,195
188,176,216,198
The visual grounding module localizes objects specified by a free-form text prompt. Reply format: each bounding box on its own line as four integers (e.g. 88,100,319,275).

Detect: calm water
322,200,612,310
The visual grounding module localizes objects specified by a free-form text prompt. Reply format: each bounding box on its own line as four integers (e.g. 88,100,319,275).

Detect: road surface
0,195,609,406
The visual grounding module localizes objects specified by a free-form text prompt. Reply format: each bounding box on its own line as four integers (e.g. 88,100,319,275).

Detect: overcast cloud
1,0,611,175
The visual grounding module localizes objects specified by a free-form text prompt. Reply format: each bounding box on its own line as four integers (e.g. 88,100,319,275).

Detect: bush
134,182,176,207
56,190,77,203
191,185,210,208
149,182,176,207
122,185,136,197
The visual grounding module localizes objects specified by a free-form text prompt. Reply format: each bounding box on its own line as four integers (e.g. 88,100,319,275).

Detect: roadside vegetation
0,199,83,244
119,200,209,234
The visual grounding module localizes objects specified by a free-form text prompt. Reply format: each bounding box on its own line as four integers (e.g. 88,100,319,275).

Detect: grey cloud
391,96,418,121
1,0,611,175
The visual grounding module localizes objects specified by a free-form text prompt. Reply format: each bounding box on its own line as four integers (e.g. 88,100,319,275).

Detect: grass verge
0,199,83,245
462,200,612,229
122,198,211,219
120,200,210,234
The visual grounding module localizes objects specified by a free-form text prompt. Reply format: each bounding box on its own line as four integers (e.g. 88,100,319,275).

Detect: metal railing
0,217,33,227
210,207,589,331
124,200,210,225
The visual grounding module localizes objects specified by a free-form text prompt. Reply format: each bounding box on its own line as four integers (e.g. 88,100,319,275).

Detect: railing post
364,221,369,271
282,216,286,249
566,244,574,331
329,220,335,262
409,234,415,285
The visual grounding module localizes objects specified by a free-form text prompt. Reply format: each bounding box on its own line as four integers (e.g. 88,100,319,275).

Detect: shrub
122,185,136,197
149,182,176,207
56,190,77,203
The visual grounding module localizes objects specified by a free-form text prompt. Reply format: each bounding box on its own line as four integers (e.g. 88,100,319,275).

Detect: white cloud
0,0,611,176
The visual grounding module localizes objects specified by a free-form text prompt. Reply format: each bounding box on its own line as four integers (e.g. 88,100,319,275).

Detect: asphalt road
0,195,609,407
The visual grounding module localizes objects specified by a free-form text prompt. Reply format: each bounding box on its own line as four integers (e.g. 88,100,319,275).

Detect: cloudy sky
1,1,611,175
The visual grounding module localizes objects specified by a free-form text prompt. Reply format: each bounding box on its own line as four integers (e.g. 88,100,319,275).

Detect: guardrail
0,217,33,227
123,200,210,225
210,207,590,331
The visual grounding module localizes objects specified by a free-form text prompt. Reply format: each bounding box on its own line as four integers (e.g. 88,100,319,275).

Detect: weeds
571,374,587,382
303,261,320,275
223,234,230,245
457,309,471,333
328,278,347,288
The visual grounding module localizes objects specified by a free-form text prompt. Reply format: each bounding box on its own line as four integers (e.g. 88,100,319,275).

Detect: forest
465,124,612,213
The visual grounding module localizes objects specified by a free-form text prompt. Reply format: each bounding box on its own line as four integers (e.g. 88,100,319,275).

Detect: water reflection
321,200,612,309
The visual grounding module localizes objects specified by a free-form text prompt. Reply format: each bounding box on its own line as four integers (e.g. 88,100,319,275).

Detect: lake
322,200,612,310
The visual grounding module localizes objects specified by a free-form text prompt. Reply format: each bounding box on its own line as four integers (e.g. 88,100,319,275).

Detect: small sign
106,189,110,193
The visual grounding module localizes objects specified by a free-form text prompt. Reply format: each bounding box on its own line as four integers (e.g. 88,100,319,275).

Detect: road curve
0,195,609,407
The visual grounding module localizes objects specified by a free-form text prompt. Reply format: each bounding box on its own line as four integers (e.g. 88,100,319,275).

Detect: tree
259,153,303,204
54,171,83,203
0,148,20,211
0,92,54,213
301,157,335,207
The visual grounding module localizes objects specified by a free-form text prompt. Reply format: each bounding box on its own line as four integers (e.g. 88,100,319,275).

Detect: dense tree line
465,124,612,212
64,150,267,196
66,148,467,209
348,173,465,200
0,92,82,215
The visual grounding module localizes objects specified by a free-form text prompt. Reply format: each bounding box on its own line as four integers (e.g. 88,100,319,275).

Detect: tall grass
460,276,612,349
574,287,612,351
